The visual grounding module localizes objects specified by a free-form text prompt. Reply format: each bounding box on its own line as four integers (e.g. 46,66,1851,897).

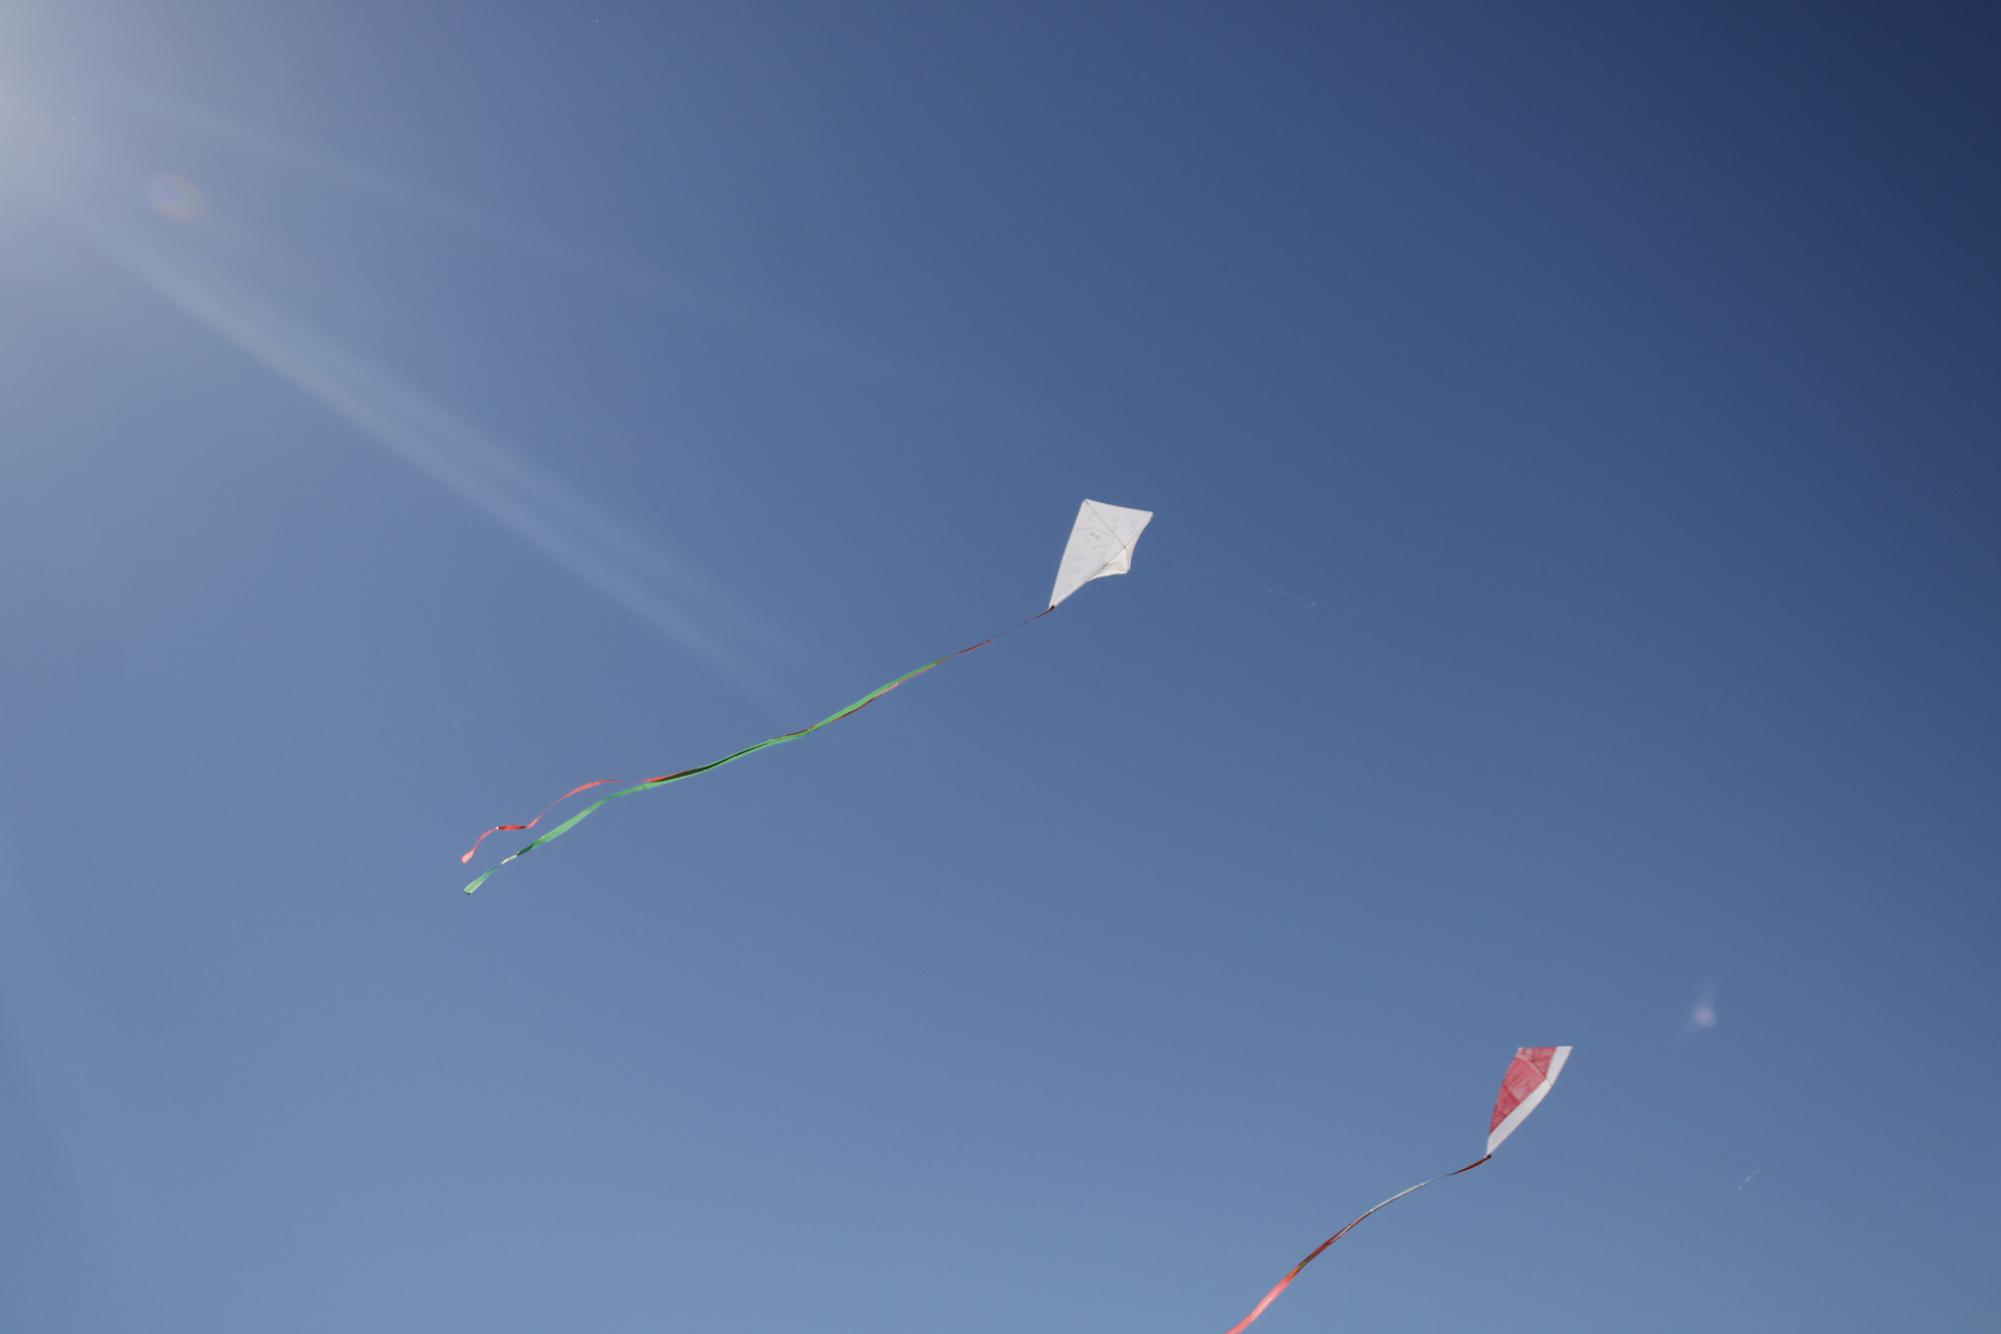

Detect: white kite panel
1049,499,1153,608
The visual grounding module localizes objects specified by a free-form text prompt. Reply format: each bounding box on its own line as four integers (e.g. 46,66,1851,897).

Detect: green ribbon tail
462,657,951,893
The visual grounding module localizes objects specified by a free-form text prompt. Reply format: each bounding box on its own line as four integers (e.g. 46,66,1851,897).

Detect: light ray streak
116,86,999,413
74,211,755,676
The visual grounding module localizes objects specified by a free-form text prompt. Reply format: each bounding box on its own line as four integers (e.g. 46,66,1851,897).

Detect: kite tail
461,780,625,864
461,608,1054,894
1221,1155,1491,1334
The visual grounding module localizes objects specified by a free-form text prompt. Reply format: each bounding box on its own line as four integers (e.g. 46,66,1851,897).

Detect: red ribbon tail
459,779,621,862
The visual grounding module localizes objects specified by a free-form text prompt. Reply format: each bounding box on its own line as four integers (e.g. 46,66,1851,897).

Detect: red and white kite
1222,1046,1572,1334
1486,1043,1571,1155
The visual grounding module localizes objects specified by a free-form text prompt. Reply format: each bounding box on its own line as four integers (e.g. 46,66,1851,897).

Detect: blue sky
3,3,1997,1330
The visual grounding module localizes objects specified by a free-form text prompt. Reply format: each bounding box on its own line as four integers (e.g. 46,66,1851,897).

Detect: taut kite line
460,500,1153,894
1222,1046,1572,1334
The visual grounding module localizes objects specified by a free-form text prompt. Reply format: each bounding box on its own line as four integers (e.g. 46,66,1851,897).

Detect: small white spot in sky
1679,978,1720,1042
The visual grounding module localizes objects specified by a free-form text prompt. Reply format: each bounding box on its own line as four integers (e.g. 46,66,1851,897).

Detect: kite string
1221,1154,1490,1334
1161,555,1326,611
461,606,1054,894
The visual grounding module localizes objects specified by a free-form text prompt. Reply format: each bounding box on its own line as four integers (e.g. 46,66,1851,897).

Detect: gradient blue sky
3,4,1997,1330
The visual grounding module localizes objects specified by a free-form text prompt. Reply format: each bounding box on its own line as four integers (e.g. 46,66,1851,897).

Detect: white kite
1049,499,1153,609
461,499,1155,892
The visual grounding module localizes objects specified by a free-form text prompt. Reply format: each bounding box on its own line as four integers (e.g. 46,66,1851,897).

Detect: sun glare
0,81,77,197
0,82,24,165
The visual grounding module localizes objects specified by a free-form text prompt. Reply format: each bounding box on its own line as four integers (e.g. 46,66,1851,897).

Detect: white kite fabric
1049,499,1153,609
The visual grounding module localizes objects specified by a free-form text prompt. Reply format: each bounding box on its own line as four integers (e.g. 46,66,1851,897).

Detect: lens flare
146,173,206,223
